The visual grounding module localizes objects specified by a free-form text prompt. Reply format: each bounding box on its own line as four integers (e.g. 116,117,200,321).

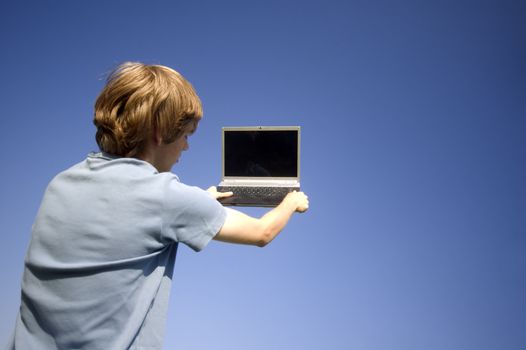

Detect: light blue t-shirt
7,153,226,349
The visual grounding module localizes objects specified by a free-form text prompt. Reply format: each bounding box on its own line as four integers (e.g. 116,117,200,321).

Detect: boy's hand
207,186,234,200
284,191,309,213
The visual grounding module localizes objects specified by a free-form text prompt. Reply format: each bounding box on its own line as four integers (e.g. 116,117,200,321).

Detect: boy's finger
218,191,234,198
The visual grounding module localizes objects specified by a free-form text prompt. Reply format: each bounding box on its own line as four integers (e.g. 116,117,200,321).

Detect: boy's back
9,152,225,349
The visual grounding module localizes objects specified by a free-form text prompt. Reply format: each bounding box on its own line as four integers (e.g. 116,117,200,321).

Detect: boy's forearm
258,197,298,246
214,192,307,247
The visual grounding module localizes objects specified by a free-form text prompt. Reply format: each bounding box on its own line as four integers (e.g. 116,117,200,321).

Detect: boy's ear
153,127,163,146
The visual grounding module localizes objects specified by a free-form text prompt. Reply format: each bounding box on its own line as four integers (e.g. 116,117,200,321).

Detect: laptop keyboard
217,186,299,206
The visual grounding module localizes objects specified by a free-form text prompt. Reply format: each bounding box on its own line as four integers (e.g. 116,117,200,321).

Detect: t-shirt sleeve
162,178,226,252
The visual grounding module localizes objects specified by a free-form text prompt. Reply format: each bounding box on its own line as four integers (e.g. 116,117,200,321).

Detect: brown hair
93,62,203,157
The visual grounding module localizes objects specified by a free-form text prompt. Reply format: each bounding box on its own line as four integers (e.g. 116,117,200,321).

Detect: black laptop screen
224,130,298,177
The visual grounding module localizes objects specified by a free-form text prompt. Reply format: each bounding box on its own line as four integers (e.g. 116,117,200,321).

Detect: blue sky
1,0,525,349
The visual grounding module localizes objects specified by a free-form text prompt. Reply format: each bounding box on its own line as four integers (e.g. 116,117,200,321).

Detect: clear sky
1,0,525,349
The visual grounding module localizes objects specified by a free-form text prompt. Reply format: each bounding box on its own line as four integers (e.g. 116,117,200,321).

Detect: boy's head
93,62,202,157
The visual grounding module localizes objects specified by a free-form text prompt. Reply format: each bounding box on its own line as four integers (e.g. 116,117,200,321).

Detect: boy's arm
213,191,309,247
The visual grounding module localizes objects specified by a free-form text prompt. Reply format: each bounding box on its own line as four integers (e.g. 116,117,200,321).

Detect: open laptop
217,126,301,207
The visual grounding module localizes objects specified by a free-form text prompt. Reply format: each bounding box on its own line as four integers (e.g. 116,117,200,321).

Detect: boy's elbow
255,232,269,247
256,238,270,247
256,239,268,248
256,226,273,247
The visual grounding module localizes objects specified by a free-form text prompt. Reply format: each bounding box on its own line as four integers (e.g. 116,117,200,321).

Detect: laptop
217,126,301,207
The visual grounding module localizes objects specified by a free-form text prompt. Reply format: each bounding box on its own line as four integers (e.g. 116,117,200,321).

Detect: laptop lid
221,126,300,186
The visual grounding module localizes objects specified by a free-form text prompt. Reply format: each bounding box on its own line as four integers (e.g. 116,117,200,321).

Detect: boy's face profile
149,123,195,172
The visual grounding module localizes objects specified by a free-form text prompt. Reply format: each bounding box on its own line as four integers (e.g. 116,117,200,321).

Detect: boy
7,62,308,349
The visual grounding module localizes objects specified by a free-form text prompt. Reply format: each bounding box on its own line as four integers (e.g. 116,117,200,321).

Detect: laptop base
217,185,300,207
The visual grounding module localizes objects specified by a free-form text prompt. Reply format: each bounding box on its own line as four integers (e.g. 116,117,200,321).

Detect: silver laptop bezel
221,126,301,184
